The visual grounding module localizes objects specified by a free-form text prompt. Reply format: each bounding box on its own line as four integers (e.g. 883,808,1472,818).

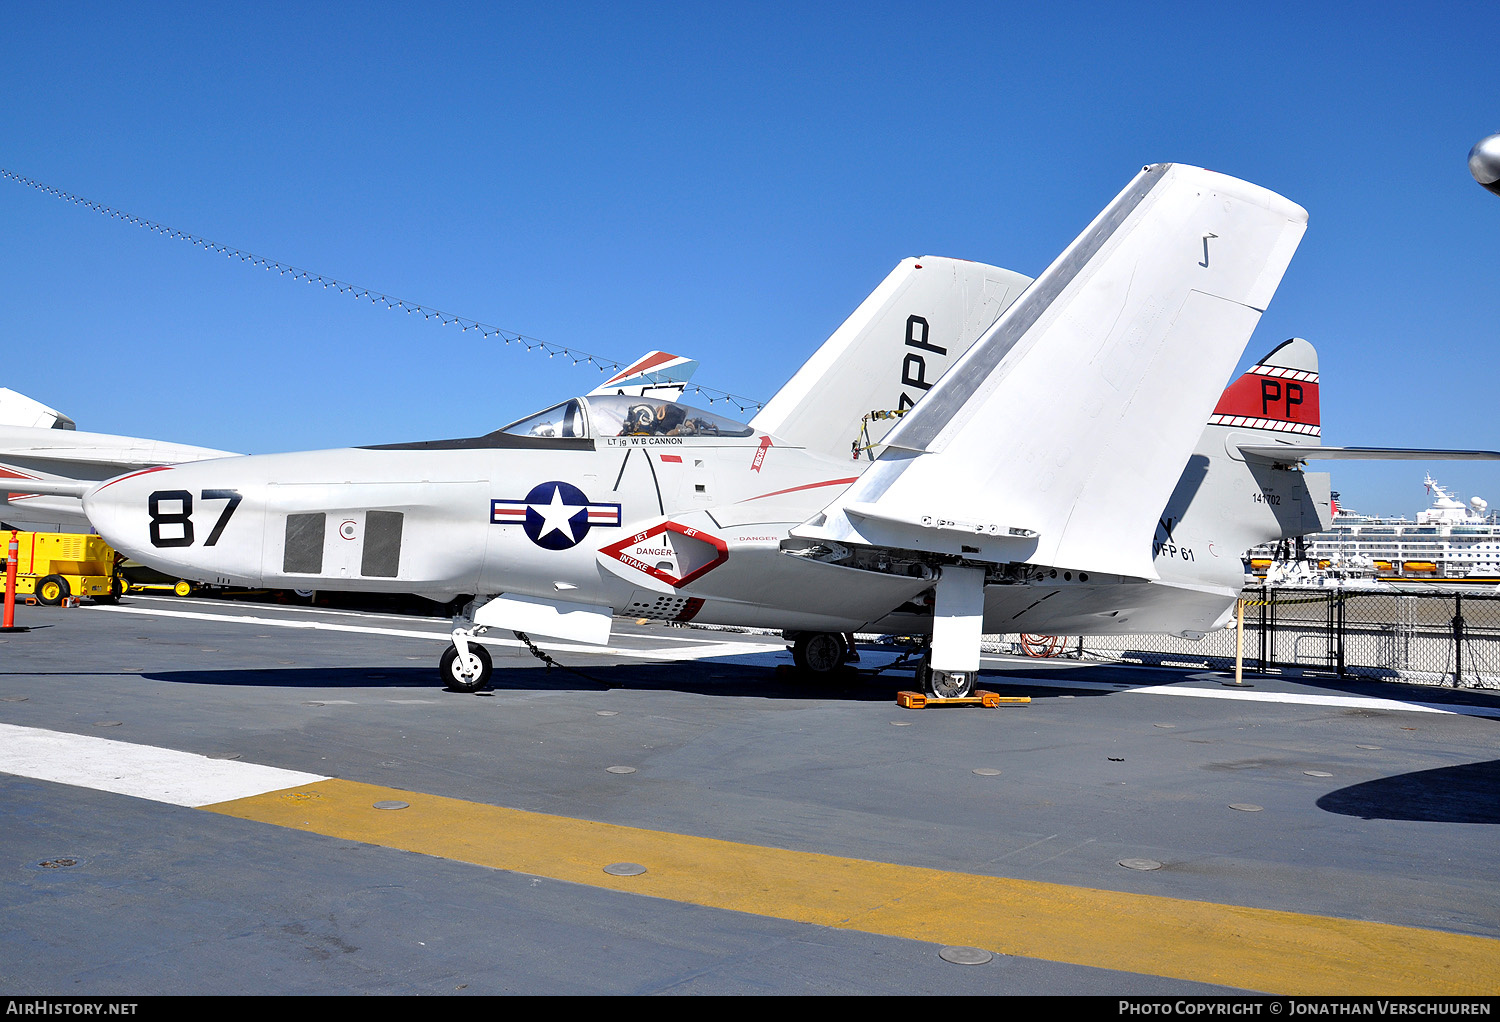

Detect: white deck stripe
84,604,787,661
977,666,1500,718
1130,682,1500,717
0,722,327,807
127,595,741,644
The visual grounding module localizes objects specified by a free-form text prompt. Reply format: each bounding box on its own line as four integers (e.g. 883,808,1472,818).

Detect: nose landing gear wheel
440,643,493,692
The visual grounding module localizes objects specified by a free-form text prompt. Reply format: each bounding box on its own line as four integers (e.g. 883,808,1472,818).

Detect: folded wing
793,163,1309,580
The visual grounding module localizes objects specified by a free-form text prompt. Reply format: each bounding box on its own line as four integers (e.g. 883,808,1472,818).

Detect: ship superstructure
1250,476,1500,580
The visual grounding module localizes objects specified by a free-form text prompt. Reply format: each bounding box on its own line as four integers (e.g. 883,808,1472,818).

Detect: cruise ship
1249,475,1500,581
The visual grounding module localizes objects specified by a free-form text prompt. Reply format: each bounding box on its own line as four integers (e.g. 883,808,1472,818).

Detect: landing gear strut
443,598,494,692
921,564,984,699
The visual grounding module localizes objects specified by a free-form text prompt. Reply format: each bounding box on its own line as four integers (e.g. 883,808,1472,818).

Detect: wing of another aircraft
751,257,1033,463
0,419,236,531
793,163,1309,582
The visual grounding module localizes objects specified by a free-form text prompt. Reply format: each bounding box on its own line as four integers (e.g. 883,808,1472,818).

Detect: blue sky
3,2,1496,517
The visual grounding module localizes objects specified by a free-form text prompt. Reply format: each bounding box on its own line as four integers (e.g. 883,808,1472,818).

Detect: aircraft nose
84,466,260,585
84,467,182,562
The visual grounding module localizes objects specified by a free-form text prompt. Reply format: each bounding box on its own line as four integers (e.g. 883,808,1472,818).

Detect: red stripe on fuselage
93,465,173,493
740,477,859,503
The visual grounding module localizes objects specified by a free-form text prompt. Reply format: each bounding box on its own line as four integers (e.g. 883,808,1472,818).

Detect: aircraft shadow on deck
137,660,933,702
978,663,1210,696
1317,759,1500,824
132,651,1167,702
124,649,1262,701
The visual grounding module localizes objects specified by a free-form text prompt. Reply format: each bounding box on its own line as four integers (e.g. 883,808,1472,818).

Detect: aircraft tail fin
750,257,1032,462
0,389,75,430
1158,339,1499,570
1219,346,1500,461
1155,340,1331,567
793,163,1309,580
587,351,699,399
1209,337,1321,439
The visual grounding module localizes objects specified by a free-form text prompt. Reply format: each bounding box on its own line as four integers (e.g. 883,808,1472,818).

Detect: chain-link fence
985,586,1500,690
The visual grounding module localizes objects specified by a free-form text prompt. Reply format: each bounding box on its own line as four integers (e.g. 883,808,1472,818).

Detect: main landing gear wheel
917,659,976,700
440,643,492,692
36,575,69,606
792,632,847,675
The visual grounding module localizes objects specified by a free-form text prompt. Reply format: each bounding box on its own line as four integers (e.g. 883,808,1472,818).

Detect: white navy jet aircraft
58,163,1492,696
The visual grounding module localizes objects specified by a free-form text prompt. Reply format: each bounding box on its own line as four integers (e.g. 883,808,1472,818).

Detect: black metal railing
987,586,1500,689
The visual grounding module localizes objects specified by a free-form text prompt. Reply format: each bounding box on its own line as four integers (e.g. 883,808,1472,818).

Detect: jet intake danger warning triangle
599,522,729,587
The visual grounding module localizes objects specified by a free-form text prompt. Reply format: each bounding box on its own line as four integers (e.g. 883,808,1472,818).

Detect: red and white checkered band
1207,414,1321,435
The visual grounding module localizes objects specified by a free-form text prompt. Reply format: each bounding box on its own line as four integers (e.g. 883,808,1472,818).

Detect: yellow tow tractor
120,578,197,597
2,531,122,605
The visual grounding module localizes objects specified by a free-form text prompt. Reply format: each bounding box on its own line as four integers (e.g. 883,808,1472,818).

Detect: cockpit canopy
499,395,754,440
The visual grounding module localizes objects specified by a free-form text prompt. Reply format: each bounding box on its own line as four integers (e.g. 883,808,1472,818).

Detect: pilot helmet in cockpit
626,404,656,434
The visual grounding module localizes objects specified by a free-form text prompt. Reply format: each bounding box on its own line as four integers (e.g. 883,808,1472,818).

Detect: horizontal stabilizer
1240,445,1500,463
794,163,1308,579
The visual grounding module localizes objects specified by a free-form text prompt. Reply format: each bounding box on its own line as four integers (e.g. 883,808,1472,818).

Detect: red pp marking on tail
1210,366,1320,435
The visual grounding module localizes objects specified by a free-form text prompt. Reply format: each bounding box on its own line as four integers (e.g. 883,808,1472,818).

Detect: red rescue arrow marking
751,435,772,472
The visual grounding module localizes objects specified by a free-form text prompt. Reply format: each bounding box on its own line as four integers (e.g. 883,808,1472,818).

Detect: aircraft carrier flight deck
2,595,1497,996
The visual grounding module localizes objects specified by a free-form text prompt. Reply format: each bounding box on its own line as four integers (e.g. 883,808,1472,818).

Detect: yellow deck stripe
203,778,1498,994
